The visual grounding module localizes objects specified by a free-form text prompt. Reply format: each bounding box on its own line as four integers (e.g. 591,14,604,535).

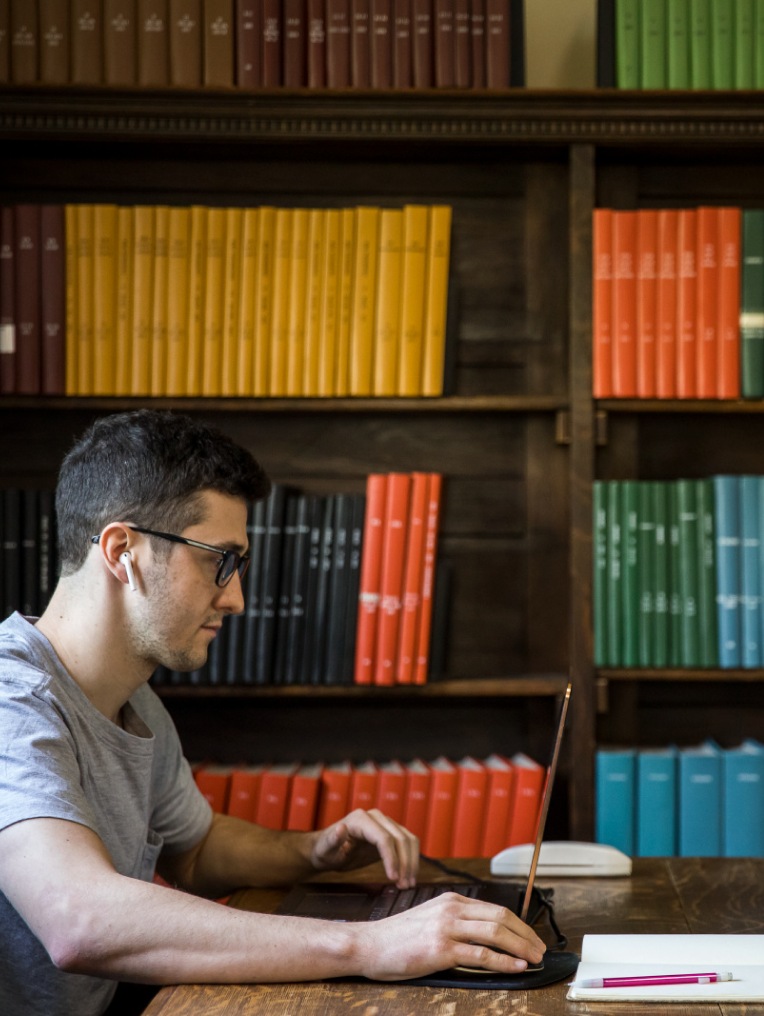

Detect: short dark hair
57,410,271,575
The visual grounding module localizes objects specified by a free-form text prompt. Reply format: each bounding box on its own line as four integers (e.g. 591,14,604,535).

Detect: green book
677,479,701,667
594,482,609,668
741,210,764,398
638,482,656,667
710,0,733,87
736,0,755,87
696,478,719,666
653,482,669,668
668,0,691,86
668,483,683,666
642,0,667,86
755,0,764,86
617,0,641,87
622,481,640,667
690,0,712,87
607,482,623,666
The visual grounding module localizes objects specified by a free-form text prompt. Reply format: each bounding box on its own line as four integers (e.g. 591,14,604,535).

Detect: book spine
20,490,37,616
396,473,429,684
0,209,15,395
392,0,411,85
299,496,325,684
668,482,683,666
621,481,639,667
434,0,453,86
302,209,324,395
735,0,755,87
325,493,352,684
256,484,287,685
284,0,307,86
714,476,741,668
236,0,261,85
656,209,678,398
93,203,118,396
595,749,636,855
242,499,266,683
690,0,711,88
741,209,764,398
310,495,335,685
204,0,234,84
350,206,380,396
71,0,103,83
286,208,309,395
724,744,764,856
37,490,55,614
64,205,77,395
679,745,722,856
374,474,410,686
269,208,293,396
718,206,741,399
201,206,225,396
137,0,169,84
370,0,391,85
0,2,10,81
220,206,242,396
710,0,733,86
636,210,657,398
677,478,700,666
10,0,38,82
341,493,366,685
612,211,638,397
453,0,469,85
470,0,484,86
166,207,191,397
131,206,154,397
615,0,639,87
412,0,432,85
421,205,452,396
372,209,403,396
284,495,311,685
637,750,677,857
740,475,761,667
39,0,69,82
185,206,206,396
697,478,718,667
3,490,20,618
653,482,669,668
116,209,133,394
413,472,442,684
326,0,350,84
308,0,327,86
450,761,487,856
484,0,508,87
593,208,613,398
317,209,340,395
696,206,719,399
235,207,258,396
252,206,274,395
40,205,65,396
404,764,431,842
149,206,170,396
76,204,95,396
104,0,137,83
606,481,622,666
262,0,281,84
676,209,696,399
641,0,666,86
273,496,299,685
667,0,690,87
169,0,202,84
422,764,458,856
15,204,41,395
397,204,429,395
637,481,655,668
287,769,321,831
593,481,609,667
756,0,764,87
354,475,387,684
351,0,370,83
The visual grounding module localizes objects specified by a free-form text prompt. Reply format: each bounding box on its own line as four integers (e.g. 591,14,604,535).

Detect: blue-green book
638,482,655,667
668,483,683,666
724,740,764,856
594,482,609,668
637,747,678,856
607,481,623,666
679,741,723,856
653,482,670,668
622,481,640,667
714,475,742,668
696,478,718,667
740,475,761,667
677,479,700,667
596,748,636,855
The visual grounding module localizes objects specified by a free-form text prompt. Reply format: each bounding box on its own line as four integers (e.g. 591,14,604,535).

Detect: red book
351,0,370,84
374,472,411,686
422,756,458,857
1,208,16,395
284,0,306,86
40,205,65,395
256,762,298,830
195,764,232,813
413,473,442,685
402,758,431,840
470,0,484,87
227,763,266,821
696,206,719,399
480,753,515,857
354,473,387,684
370,0,391,86
657,209,679,399
411,0,432,86
307,0,326,86
592,208,613,398
612,210,638,398
235,0,261,85
505,753,544,846
15,204,40,395
676,209,696,398
287,762,324,831
317,760,352,828
717,206,741,400
453,0,469,86
485,0,508,88
450,757,488,857
636,210,657,398
396,472,429,684
434,0,453,86
326,0,350,85
392,0,411,86
350,760,379,810
262,0,281,84
375,759,406,822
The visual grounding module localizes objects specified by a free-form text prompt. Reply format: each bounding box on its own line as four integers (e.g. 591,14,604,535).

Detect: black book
341,492,366,686
151,665,170,687
283,494,311,686
325,493,351,685
21,490,38,616
38,490,56,615
255,484,287,685
208,617,229,685
226,501,255,685
3,489,20,620
509,0,525,86
242,498,267,684
298,495,325,686
273,494,299,685
428,557,452,680
596,0,615,87
310,495,335,686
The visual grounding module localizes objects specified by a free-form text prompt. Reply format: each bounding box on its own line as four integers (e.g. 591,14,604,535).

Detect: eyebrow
216,540,249,555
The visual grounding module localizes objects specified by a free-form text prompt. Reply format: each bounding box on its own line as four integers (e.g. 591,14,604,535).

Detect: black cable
419,854,484,884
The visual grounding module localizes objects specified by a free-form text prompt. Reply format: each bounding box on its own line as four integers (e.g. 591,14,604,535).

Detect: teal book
642,0,667,86
741,210,764,398
594,482,609,667
621,481,640,667
740,475,761,667
617,0,641,87
679,741,723,856
690,0,712,87
668,483,683,666
653,482,669,668
735,0,755,87
724,740,764,857
756,0,764,86
696,478,718,667
668,0,691,86
607,481,623,667
710,0,733,87
596,748,636,855
677,479,700,667
638,482,655,667
637,747,678,856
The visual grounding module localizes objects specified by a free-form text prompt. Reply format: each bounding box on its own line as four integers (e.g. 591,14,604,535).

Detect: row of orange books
194,752,546,859
593,207,741,399
61,202,452,398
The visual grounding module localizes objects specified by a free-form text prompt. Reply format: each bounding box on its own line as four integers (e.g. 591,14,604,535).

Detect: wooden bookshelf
600,669,764,683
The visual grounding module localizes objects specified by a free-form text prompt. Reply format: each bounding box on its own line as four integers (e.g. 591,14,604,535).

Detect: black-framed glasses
91,526,250,588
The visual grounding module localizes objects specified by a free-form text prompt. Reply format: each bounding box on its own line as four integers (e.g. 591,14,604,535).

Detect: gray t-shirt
0,612,212,1016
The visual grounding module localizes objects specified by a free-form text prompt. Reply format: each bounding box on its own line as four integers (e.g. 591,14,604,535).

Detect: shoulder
0,614,59,703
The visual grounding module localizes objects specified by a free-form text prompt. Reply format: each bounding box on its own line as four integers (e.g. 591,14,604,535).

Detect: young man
0,411,545,1016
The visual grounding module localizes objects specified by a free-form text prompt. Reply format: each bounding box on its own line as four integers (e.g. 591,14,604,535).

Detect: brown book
0,3,9,82
235,0,260,86
351,0,369,85
39,0,69,83
137,0,169,84
262,0,281,85
0,209,15,395
392,0,410,86
40,206,65,396
10,0,38,82
104,0,137,84
370,0,390,87
15,205,40,395
307,0,326,88
454,0,469,85
71,0,103,83
470,0,484,87
434,0,452,86
326,0,349,86
170,0,201,84
283,0,306,87
485,0,508,88
204,0,233,84
411,0,431,86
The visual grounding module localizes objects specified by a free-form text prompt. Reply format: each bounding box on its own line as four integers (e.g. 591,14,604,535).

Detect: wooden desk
143,857,764,1016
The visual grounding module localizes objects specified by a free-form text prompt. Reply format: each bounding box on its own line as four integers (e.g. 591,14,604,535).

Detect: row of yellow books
65,203,453,397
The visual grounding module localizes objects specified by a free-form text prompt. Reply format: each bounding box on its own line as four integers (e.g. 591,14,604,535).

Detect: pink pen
578,972,734,988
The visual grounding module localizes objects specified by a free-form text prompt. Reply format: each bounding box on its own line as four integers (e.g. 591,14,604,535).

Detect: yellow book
115,208,133,395
269,208,293,397
421,206,453,397
253,206,275,397
166,207,190,397
303,209,324,396
372,209,403,396
186,206,207,396
317,209,341,397
92,205,117,396
220,207,242,396
64,205,78,395
350,206,380,396
397,205,430,396
150,206,170,396
286,208,309,397
131,205,155,397
202,207,226,397
335,208,356,397
236,208,259,396
76,204,94,396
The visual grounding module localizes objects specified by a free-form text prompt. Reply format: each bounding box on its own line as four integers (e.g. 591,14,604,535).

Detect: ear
94,523,139,592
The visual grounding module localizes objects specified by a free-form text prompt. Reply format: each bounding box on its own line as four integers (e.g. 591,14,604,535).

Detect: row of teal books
594,476,764,669
596,741,764,857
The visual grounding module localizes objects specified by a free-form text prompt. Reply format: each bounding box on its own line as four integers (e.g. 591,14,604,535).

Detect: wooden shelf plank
599,399,764,413
599,668,764,682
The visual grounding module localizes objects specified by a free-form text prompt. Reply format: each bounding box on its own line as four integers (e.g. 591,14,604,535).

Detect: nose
215,569,246,615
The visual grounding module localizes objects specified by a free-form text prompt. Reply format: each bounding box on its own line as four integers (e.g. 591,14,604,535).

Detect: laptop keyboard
369,883,482,921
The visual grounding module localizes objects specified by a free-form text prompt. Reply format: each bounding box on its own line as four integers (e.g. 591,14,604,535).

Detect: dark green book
741,210,764,398
638,482,655,667
607,481,623,667
622,481,640,667
710,0,733,87
696,478,719,666
735,0,755,87
668,0,691,86
617,0,641,87
677,479,700,667
690,0,712,87
642,0,667,86
756,0,764,86
653,482,669,668
668,483,683,666
594,481,609,668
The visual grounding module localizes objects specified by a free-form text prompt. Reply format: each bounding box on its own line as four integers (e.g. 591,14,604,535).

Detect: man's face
128,490,249,672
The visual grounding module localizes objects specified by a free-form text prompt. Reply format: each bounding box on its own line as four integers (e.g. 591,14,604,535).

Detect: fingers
444,895,546,967
342,809,419,888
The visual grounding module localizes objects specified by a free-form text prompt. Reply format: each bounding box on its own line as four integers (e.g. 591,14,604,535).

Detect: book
653,481,669,668
376,759,406,822
104,0,137,83
242,498,266,683
0,3,8,82
374,473,411,686
20,490,37,616
421,205,452,396
393,0,412,86
696,478,718,667
204,0,234,85
335,208,355,395
255,484,287,685
308,0,327,87
15,204,41,394
668,482,683,665
3,490,20,618
724,739,764,857
354,475,387,684
593,481,608,666
736,0,755,87
595,748,635,855
434,0,454,87
220,206,242,396
185,205,206,395
310,495,336,685
341,493,366,685
412,0,433,87
414,473,442,684
373,208,403,396
351,0,370,85
235,0,261,86
282,495,311,685
710,0,733,86
262,0,281,83
0,208,15,394
453,0,469,86
370,0,391,86
350,760,379,810
422,756,458,856
641,0,666,87
350,206,380,396
402,758,431,841
677,478,700,666
656,209,678,398
396,472,429,685
284,0,307,87
302,208,324,395
76,203,95,395
39,0,69,82
227,764,265,821
593,209,613,398
714,475,741,668
287,762,323,831
195,764,232,812
272,495,298,685
450,757,487,857
40,205,65,395
667,0,690,88
327,0,350,85
137,0,169,84
317,760,352,828
131,205,154,397
37,490,56,614
93,204,118,396
676,209,696,399
71,0,102,83
637,481,655,667
64,205,77,394
636,210,657,398
636,747,677,857
696,206,719,398
256,762,298,830
269,208,292,396
299,495,326,685
621,481,639,667
286,208,309,396
717,207,741,399
470,0,485,86
612,211,638,398
318,209,340,396
169,0,201,84
166,206,191,397
10,0,38,82
325,493,352,685
506,752,544,847
485,0,509,87
679,740,722,856
740,475,761,667
201,206,225,395
116,207,134,393
397,205,429,396
253,205,274,396
756,0,764,87
606,480,622,666
690,0,711,88
741,209,764,398
480,753,515,857
615,0,639,87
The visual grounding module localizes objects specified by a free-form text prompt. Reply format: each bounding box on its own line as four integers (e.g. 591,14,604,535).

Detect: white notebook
567,935,764,1002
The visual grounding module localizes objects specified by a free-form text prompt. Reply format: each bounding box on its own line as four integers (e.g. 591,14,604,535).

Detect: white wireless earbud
120,551,137,592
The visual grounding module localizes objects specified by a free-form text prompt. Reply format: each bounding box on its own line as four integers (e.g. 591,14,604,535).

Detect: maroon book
370,0,390,87
39,0,69,83
392,0,410,86
326,0,349,86
204,0,234,85
262,0,281,85
137,0,169,84
351,0,369,86
236,0,261,85
283,0,306,86
485,0,508,88
169,0,201,86
0,209,16,395
40,206,65,396
307,0,326,87
11,0,39,83
411,0,431,87
71,0,103,83
105,0,137,84
470,0,484,87
454,0,469,85
434,0,452,86
15,205,41,395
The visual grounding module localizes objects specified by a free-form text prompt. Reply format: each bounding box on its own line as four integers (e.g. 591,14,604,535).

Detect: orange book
676,210,696,399
636,210,657,398
227,764,267,822
656,210,678,399
350,760,379,811
422,756,458,858
354,474,388,685
195,764,232,813
717,206,741,400
317,760,352,828
592,208,613,398
375,760,406,823
402,759,432,841
450,757,488,858
612,210,638,397
286,762,324,832
396,472,429,685
373,473,412,687
413,473,442,686
255,761,299,831
505,752,545,847
479,754,516,857
696,206,719,398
